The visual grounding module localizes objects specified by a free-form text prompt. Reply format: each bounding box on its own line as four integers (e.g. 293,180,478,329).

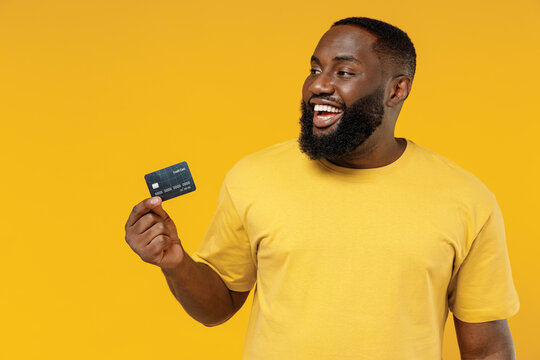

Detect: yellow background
1,0,538,358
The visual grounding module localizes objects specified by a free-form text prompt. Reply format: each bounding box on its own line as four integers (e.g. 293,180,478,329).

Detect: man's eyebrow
310,55,362,65
333,55,361,64
310,55,321,65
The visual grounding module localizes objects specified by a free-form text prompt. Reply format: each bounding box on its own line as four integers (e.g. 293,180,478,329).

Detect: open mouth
313,104,343,129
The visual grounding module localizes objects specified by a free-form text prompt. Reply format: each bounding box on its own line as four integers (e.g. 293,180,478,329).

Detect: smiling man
125,17,520,359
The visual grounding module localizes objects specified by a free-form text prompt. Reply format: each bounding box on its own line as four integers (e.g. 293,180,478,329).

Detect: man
125,17,519,359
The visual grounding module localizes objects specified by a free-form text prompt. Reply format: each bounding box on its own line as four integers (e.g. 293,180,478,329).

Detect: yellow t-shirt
191,138,519,360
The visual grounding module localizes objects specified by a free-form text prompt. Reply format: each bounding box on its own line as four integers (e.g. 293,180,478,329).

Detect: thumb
148,196,169,219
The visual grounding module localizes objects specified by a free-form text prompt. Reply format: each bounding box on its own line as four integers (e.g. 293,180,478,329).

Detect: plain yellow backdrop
1,0,538,358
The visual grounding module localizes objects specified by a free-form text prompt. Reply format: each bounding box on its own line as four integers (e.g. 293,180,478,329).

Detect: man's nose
308,72,334,95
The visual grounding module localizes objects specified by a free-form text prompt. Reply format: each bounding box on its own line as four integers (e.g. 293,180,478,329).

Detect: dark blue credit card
144,161,196,201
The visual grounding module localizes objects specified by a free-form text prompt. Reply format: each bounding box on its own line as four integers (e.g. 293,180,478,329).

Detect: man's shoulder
411,141,496,202
224,138,301,185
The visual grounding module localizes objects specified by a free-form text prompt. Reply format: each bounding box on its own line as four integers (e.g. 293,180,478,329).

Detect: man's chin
298,134,343,160
312,119,341,137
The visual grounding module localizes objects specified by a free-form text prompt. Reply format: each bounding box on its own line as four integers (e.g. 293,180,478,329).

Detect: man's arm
125,197,250,326
161,255,251,326
453,315,516,360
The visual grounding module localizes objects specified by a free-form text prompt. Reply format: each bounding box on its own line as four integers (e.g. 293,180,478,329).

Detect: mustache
306,95,345,108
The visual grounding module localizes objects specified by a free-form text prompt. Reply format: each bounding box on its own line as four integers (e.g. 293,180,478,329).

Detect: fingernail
150,197,159,205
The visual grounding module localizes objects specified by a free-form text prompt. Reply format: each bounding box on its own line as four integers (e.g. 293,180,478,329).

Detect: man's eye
337,71,354,76
310,69,321,75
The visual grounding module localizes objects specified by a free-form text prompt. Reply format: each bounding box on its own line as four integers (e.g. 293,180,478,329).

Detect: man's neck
325,136,407,169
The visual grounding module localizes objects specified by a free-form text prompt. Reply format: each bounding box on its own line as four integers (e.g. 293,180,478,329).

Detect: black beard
298,86,385,160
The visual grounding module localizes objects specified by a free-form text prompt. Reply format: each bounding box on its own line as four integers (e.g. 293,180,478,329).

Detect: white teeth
314,104,341,113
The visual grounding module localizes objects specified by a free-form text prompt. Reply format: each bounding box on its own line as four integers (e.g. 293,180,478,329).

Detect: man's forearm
461,346,516,360
161,253,235,326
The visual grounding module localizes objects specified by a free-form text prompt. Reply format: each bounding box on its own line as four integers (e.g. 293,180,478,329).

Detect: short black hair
332,17,416,80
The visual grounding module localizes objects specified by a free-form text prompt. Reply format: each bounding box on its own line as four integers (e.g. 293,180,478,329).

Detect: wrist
161,250,189,276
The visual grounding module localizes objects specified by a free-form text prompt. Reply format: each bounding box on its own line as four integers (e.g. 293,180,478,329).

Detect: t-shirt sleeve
190,179,257,292
447,197,520,322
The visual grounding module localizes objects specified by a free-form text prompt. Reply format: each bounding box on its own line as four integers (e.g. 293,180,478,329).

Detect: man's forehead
314,25,378,57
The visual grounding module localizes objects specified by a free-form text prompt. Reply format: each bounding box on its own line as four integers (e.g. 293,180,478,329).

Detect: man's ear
387,75,412,107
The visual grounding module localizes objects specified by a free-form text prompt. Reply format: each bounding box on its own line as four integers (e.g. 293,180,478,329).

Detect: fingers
145,234,173,258
125,196,179,266
125,197,163,229
126,215,172,254
132,233,171,264
149,202,170,221
141,221,167,246
132,212,162,235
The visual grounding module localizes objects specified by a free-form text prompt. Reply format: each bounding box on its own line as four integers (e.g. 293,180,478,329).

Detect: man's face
299,25,385,160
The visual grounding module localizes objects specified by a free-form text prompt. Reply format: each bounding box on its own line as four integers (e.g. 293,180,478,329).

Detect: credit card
144,161,196,201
